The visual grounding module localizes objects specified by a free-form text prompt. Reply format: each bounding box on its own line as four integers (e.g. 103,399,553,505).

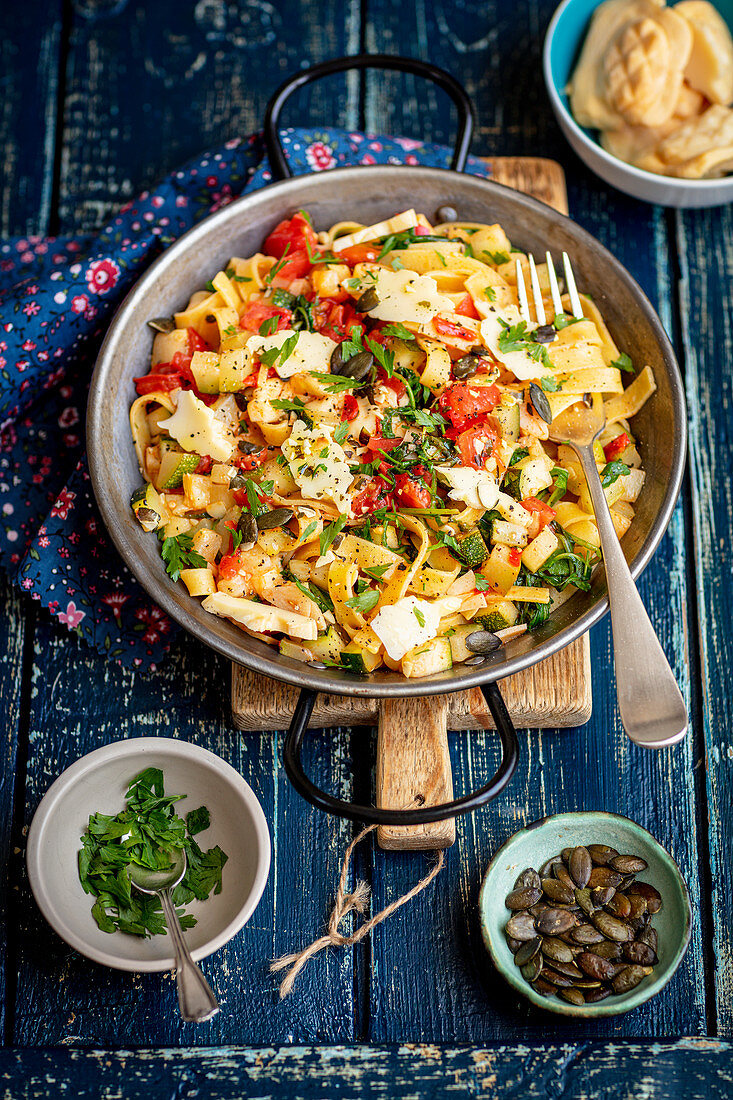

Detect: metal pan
87,56,686,828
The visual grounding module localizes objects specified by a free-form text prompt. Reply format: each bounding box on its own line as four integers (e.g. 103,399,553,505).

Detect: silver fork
516,253,687,749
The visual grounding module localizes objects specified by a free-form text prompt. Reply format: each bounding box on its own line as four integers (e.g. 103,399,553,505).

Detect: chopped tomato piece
351,476,393,516
337,243,382,265
456,419,500,469
196,456,213,475
603,432,630,461
521,497,557,531
232,448,269,473
239,300,292,334
218,551,244,580
508,547,522,567
433,316,475,342
187,328,210,356
366,435,403,456
456,293,480,319
133,372,182,395
270,249,312,282
413,224,431,236
264,213,318,259
393,472,432,509
314,299,361,342
342,394,359,422
438,382,501,429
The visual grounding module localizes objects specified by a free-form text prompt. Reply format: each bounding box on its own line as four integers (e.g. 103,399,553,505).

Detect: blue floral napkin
0,127,491,667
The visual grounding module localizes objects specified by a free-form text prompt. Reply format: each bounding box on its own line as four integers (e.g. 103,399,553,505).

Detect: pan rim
87,165,687,698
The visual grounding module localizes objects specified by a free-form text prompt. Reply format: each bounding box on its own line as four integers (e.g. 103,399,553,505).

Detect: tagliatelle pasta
129,209,655,677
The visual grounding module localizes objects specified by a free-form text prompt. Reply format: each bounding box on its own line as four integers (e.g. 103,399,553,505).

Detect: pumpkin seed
568,846,592,888
147,316,176,333
628,894,648,920
529,382,552,424
561,847,574,863
638,926,658,953
539,858,557,878
587,844,619,866
536,908,576,935
505,913,537,941
466,630,501,655
588,866,622,890
330,343,347,373
623,941,657,967
256,507,294,531
548,959,584,981
521,954,543,982
553,863,576,891
506,886,542,910
341,350,374,381
533,323,557,344
589,940,623,960
541,937,575,964
560,987,586,1006
453,354,481,380
577,952,624,982
605,893,631,920
611,965,651,995
514,868,541,891
627,881,662,914
237,512,258,544
533,977,557,996
354,287,380,313
584,987,611,1003
514,937,542,967
542,878,575,905
541,967,574,988
591,911,633,942
571,924,605,945
236,440,263,456
591,886,615,907
506,935,524,954
609,855,648,875
574,888,595,918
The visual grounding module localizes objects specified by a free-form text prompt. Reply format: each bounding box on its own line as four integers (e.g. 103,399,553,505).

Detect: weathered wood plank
0,1,63,235
56,0,359,230
10,619,357,1046
0,579,28,1040
0,1041,731,1099
364,0,704,1041
676,204,733,1038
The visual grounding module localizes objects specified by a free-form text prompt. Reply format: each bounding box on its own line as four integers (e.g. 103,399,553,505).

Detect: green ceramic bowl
479,812,692,1018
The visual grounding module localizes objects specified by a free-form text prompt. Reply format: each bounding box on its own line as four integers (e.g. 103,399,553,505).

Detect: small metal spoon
130,849,219,1022
548,393,687,748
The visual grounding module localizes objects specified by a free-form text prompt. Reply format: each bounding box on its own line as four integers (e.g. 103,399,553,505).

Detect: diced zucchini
190,350,221,394
219,348,250,392
301,627,343,664
401,636,453,678
130,483,166,532
155,450,200,490
481,544,521,595
493,399,520,442
491,519,528,548
477,599,519,632
521,525,559,572
340,643,383,674
447,624,480,664
455,528,489,568
279,639,318,664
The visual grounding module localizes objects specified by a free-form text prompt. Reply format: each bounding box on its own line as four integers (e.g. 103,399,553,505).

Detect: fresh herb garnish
284,570,334,613
611,352,635,373
364,563,391,580
548,467,569,506
319,514,347,557
265,244,291,284
553,313,584,330
78,767,227,938
160,532,207,581
600,460,630,487
413,606,426,627
497,319,553,373
382,322,417,342
259,315,279,336
298,519,318,544
484,250,510,265
484,286,496,302
334,421,350,445
346,589,380,613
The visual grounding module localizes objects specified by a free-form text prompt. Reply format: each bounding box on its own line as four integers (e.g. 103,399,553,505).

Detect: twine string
270,822,445,998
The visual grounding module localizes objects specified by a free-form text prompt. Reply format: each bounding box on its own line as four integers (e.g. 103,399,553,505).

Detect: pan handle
282,682,519,825
264,54,474,181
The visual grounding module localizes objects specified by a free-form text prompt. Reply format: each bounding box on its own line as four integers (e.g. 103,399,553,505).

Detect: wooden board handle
376,696,455,851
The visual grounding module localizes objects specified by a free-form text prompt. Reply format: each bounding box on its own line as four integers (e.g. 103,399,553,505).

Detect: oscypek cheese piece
158,390,235,463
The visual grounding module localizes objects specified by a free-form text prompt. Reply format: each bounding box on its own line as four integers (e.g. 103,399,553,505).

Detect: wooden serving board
232,156,591,851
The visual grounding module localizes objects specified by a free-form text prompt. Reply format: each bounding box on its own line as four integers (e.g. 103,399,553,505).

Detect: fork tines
515,251,584,325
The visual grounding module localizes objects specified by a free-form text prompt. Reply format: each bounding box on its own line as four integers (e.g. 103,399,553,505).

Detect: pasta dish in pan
129,209,656,676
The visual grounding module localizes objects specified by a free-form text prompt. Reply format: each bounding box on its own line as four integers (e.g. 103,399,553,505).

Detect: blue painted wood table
1,0,733,1096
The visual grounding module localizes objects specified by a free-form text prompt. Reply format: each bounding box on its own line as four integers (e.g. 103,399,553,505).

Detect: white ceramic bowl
26,737,271,972
543,0,733,208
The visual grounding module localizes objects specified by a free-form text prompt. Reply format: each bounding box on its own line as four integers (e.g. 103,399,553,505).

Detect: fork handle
575,445,687,747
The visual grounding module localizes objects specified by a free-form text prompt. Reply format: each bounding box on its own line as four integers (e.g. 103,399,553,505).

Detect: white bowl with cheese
544,0,733,206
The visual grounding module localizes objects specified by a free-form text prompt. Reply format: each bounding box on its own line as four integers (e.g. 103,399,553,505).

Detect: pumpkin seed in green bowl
478,812,691,1017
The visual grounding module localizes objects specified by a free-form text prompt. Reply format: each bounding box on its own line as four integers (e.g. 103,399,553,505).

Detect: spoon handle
160,889,220,1022
575,444,687,747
